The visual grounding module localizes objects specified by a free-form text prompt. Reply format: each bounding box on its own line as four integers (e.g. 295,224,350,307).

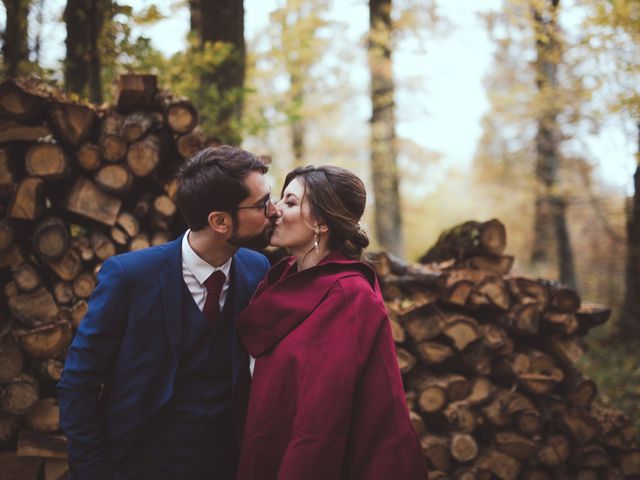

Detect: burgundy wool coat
235,252,428,480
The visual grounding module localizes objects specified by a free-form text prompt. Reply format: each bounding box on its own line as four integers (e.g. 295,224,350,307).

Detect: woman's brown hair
281,165,370,260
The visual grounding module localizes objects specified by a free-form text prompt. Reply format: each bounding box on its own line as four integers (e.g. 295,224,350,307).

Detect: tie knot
204,270,226,295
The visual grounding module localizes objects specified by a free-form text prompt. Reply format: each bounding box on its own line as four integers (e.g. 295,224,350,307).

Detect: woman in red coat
235,166,428,480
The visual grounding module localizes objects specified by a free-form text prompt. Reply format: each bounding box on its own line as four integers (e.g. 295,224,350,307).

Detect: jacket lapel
159,234,185,358
230,253,250,386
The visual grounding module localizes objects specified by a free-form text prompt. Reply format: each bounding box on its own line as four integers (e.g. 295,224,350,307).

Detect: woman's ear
208,211,231,234
317,223,329,234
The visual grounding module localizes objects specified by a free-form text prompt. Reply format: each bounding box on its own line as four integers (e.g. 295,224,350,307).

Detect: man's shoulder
106,241,178,279
234,248,270,269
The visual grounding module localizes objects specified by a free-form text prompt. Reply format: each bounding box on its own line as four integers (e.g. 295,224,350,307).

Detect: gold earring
314,232,319,254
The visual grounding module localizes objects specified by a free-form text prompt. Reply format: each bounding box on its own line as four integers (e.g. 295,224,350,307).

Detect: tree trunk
621,123,640,337
64,0,110,103
368,0,403,257
199,0,245,145
290,70,306,166
1,0,31,77
529,0,575,286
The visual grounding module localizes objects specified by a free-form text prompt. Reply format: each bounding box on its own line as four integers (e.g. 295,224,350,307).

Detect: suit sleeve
57,256,129,480
275,280,382,480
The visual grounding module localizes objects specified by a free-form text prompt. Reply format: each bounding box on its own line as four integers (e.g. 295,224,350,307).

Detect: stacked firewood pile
0,74,218,479
370,219,640,479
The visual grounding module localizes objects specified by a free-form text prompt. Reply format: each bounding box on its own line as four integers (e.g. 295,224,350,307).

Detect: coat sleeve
57,256,129,480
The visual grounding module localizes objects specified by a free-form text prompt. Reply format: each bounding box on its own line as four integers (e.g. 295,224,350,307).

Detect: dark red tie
203,270,226,327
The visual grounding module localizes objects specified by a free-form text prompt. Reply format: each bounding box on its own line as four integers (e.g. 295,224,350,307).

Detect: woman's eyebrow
284,193,298,201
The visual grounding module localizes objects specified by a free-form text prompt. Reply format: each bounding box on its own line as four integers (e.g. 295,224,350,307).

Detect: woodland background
1,0,639,429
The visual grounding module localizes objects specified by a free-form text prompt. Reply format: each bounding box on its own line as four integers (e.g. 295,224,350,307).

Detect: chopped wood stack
0,74,215,479
369,218,639,479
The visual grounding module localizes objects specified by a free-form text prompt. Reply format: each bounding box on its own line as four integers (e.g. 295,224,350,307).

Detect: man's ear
208,211,231,234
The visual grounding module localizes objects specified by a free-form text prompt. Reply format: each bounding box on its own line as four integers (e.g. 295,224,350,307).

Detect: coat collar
237,252,377,357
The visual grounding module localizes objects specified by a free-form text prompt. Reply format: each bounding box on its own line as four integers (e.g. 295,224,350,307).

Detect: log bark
32,217,70,261
13,263,41,293
0,412,18,446
24,398,60,433
0,336,24,383
0,119,52,143
8,177,45,221
176,127,206,159
121,110,162,143
451,432,479,463
75,143,101,171
0,452,42,480
68,300,88,328
8,287,60,328
0,80,49,123
13,321,73,359
476,448,521,480
0,374,39,415
397,347,416,373
420,219,507,264
162,96,199,134
72,272,96,299
0,148,16,198
45,247,83,282
99,112,127,162
53,282,74,305
65,176,122,226
44,459,69,480
94,163,134,194
90,232,116,261
47,101,96,148
127,134,161,177
114,74,158,113
16,430,67,459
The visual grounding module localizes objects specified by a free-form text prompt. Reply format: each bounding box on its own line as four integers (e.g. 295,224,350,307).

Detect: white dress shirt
181,230,232,312
181,231,256,377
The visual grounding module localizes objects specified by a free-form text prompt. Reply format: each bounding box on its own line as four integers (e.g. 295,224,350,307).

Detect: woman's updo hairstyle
281,165,370,260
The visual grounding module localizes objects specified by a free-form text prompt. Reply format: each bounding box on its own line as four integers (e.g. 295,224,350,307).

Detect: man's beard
227,222,275,250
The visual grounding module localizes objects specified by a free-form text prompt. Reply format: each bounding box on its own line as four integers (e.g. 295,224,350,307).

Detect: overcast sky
2,0,635,193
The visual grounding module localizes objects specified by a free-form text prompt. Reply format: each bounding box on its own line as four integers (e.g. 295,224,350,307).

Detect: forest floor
580,325,640,437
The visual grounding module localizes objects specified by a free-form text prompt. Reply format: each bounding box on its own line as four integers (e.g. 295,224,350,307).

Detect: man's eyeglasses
228,194,274,217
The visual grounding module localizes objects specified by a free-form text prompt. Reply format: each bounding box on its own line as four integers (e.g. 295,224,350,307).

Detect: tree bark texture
529,0,576,287
2,0,31,77
369,0,404,257
621,124,640,336
199,0,245,145
63,0,111,103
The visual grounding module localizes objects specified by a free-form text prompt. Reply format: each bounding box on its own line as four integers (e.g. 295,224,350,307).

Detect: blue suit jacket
57,235,270,480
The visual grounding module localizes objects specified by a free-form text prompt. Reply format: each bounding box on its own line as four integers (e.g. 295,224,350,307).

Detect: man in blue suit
58,146,278,480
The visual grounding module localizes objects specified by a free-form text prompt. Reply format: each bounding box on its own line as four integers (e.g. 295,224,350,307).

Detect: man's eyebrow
254,192,271,206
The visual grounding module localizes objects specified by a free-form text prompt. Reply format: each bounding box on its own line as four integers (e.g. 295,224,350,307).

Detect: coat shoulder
105,243,172,280
235,248,270,271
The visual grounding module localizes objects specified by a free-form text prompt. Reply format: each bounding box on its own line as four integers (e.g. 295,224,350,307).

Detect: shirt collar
182,229,233,285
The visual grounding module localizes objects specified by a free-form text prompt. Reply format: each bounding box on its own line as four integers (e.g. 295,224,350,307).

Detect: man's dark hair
176,146,268,231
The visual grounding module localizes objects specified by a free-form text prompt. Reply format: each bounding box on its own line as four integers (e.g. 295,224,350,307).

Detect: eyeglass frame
227,193,275,217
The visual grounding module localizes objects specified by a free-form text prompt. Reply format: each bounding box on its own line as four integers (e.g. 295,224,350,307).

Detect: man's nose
267,199,281,218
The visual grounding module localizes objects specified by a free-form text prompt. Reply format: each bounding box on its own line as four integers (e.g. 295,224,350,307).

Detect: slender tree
267,0,333,166
64,0,111,103
578,0,640,335
1,0,31,77
622,124,640,335
529,0,576,287
369,0,404,256
198,0,246,144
